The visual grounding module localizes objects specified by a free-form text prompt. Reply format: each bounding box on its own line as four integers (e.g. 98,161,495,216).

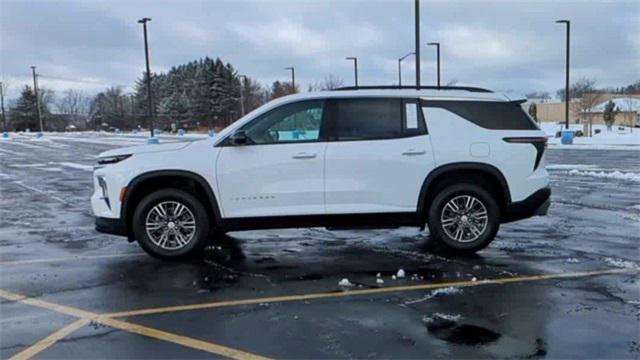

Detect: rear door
324,97,435,214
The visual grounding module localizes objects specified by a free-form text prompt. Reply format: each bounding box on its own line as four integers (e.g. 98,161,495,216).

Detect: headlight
97,154,132,165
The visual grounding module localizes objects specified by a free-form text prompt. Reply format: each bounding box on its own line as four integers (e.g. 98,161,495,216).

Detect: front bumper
95,216,127,237
502,187,551,223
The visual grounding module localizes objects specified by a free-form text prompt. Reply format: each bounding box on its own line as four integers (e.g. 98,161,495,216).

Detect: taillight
503,137,547,170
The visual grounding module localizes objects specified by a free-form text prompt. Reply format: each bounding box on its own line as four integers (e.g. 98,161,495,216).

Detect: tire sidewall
133,189,210,259
427,183,500,253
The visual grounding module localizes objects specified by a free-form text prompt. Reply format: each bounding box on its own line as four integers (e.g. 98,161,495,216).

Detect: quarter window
424,100,538,130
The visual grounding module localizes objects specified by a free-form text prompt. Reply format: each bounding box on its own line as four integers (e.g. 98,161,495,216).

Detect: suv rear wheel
427,183,500,253
133,189,210,259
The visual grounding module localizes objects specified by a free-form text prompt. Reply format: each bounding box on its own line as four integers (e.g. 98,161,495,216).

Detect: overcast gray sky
1,0,639,99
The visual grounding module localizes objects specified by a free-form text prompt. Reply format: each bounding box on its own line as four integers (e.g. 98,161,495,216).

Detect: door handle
292,152,317,159
402,149,426,156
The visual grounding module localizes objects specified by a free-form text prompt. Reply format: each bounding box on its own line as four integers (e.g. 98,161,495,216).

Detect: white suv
92,86,550,259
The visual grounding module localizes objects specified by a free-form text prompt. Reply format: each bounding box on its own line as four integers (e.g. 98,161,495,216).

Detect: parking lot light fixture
345,57,358,87
556,19,570,130
284,67,295,93
427,42,441,87
137,17,155,139
398,52,415,87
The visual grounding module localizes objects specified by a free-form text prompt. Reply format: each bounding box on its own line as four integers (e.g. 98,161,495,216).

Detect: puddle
426,316,501,346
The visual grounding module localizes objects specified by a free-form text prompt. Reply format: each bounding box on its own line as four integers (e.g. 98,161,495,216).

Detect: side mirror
229,130,248,145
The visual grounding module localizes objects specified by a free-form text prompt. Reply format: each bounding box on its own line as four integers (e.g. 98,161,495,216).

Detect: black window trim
325,97,428,143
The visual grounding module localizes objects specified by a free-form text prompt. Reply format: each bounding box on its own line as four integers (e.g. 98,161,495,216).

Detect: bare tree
308,75,344,91
57,89,90,115
525,91,551,102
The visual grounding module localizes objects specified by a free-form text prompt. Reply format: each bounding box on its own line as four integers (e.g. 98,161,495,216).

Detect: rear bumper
502,187,551,223
95,216,127,237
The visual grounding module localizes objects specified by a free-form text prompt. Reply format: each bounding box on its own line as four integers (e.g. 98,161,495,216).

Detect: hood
98,141,193,158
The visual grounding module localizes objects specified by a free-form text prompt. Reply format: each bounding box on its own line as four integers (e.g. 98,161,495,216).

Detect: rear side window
424,100,538,130
335,98,402,140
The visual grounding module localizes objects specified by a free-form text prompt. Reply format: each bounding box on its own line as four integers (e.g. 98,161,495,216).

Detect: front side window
243,100,324,144
335,98,402,141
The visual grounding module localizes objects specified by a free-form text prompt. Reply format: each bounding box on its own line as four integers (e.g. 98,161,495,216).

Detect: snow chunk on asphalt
422,313,463,324
404,287,463,305
566,258,581,264
396,269,406,278
603,257,638,269
376,278,384,285
568,169,640,183
338,278,355,287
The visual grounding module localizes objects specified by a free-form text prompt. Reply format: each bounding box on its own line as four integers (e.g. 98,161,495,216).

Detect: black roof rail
334,85,493,93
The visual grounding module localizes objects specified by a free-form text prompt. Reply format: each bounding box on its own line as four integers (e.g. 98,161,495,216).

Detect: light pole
284,67,295,93
556,19,570,130
427,42,440,87
31,66,43,133
414,0,421,88
238,75,247,117
345,57,358,87
0,82,6,132
398,52,415,87
138,17,155,138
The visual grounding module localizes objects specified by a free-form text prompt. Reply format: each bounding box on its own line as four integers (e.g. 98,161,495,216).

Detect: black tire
427,183,500,254
132,188,210,260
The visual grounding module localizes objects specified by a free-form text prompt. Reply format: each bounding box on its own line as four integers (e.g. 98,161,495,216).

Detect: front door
216,100,328,218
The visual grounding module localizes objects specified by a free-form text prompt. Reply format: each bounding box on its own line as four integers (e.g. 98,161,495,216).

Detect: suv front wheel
132,189,210,259
427,183,500,253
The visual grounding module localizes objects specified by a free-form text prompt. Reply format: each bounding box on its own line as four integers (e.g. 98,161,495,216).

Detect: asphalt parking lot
1,133,639,359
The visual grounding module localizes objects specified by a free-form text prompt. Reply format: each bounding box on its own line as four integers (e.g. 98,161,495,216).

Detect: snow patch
565,258,581,264
404,287,463,305
55,162,94,171
545,164,599,171
338,278,354,287
568,169,640,183
603,257,638,269
422,313,463,323
396,269,406,278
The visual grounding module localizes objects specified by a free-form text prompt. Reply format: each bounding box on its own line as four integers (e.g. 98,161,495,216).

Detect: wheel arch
417,162,511,221
121,170,222,237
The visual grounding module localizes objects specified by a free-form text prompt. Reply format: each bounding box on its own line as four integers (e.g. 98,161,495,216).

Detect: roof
275,88,513,103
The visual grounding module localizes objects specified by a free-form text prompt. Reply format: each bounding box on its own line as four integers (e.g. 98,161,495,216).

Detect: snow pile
422,313,463,324
338,278,355,287
405,287,463,305
603,257,638,269
568,169,640,183
396,269,406,278
541,124,640,149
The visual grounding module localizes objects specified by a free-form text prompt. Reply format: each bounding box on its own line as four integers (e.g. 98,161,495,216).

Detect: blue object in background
561,130,574,145
115,128,121,134
147,137,159,144
177,129,185,136
36,132,43,138
2,132,8,139
153,129,161,136
208,129,216,137
292,129,300,139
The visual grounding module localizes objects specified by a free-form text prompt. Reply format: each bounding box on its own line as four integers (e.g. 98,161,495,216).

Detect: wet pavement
1,133,639,359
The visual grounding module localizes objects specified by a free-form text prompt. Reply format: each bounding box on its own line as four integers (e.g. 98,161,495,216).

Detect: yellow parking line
9,319,90,360
98,317,270,360
107,267,638,318
0,290,271,360
0,253,145,266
